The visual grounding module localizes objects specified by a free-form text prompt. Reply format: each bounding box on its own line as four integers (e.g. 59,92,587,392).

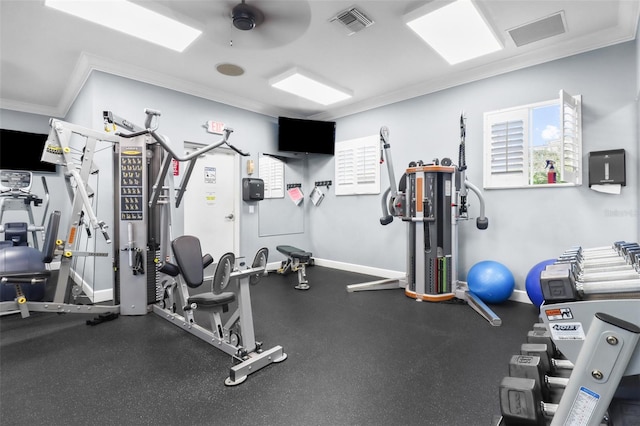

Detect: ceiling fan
211,0,312,49
231,0,264,31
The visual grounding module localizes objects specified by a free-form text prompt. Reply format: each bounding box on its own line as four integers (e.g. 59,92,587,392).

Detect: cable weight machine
105,109,287,385
4,109,288,384
102,108,253,314
348,115,501,326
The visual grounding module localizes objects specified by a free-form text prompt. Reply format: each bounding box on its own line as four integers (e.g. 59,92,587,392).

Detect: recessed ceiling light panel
270,68,352,106
405,0,503,65
45,0,201,52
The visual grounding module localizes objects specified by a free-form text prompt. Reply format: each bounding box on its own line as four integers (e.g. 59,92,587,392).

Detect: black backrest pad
213,252,235,294
252,247,268,268
171,235,204,288
42,211,61,264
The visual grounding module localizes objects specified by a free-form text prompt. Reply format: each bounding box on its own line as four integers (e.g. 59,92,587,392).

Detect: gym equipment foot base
225,345,288,386
86,312,119,326
295,283,310,290
465,290,502,326
346,278,402,292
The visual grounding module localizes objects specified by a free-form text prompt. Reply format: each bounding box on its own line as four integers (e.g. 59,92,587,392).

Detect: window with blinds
335,135,380,195
483,90,582,189
490,119,525,173
560,90,581,184
259,155,285,198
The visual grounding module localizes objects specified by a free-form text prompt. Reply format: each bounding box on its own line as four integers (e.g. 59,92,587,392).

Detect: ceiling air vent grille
331,7,374,35
508,11,566,47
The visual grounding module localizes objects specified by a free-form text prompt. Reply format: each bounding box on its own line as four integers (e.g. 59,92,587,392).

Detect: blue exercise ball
525,259,556,308
467,260,515,304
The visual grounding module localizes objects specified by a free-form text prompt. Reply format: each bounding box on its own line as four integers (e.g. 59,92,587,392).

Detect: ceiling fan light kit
232,0,264,31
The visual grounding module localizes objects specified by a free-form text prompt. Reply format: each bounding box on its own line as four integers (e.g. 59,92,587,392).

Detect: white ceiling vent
330,7,374,36
508,11,566,47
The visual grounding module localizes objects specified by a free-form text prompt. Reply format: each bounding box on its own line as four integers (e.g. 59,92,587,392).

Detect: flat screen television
278,117,336,155
0,128,56,173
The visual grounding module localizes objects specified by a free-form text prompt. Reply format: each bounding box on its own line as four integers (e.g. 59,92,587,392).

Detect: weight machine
347,116,501,326
0,109,287,384
104,108,287,385
1,120,120,316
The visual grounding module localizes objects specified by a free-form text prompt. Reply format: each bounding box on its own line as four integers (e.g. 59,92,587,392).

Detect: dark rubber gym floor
1,266,540,426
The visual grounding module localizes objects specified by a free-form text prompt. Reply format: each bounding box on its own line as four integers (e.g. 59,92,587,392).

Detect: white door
183,144,239,262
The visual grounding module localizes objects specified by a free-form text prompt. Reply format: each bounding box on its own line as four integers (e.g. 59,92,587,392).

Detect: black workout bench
276,245,312,290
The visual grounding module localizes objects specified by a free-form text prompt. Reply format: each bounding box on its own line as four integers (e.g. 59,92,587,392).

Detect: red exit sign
206,120,225,135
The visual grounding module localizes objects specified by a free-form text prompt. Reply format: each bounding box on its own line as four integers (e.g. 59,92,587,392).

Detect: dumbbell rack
497,242,640,426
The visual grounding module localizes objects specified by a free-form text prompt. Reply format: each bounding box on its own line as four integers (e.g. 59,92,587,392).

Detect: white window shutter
559,90,582,185
484,109,528,188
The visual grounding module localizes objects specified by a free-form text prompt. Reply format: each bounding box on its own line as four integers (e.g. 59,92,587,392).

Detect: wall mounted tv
0,129,57,173
278,117,336,155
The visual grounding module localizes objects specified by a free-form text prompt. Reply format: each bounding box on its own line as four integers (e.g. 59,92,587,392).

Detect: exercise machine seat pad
0,246,49,279
277,245,312,263
188,291,236,308
171,235,205,288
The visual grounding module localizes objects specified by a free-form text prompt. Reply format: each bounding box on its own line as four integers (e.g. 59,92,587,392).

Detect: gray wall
1,40,638,296
637,24,640,245
1,73,311,292
311,41,638,291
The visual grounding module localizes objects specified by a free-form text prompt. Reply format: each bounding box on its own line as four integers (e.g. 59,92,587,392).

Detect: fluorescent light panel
270,71,352,106
406,0,502,65
45,0,201,52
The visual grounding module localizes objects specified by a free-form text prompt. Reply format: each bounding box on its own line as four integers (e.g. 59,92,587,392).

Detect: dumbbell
499,376,557,425
509,354,569,401
526,328,560,358
520,343,573,376
499,374,613,426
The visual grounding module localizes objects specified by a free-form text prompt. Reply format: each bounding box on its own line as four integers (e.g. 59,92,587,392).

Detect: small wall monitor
277,117,336,155
0,129,56,173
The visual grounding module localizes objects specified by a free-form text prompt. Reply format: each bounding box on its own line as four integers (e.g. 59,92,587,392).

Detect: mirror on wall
258,154,305,236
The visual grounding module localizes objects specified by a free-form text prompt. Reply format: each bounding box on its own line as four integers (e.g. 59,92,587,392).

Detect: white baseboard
70,268,113,303
510,289,532,304
312,258,405,279
296,257,531,304
266,261,282,272
91,288,114,303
